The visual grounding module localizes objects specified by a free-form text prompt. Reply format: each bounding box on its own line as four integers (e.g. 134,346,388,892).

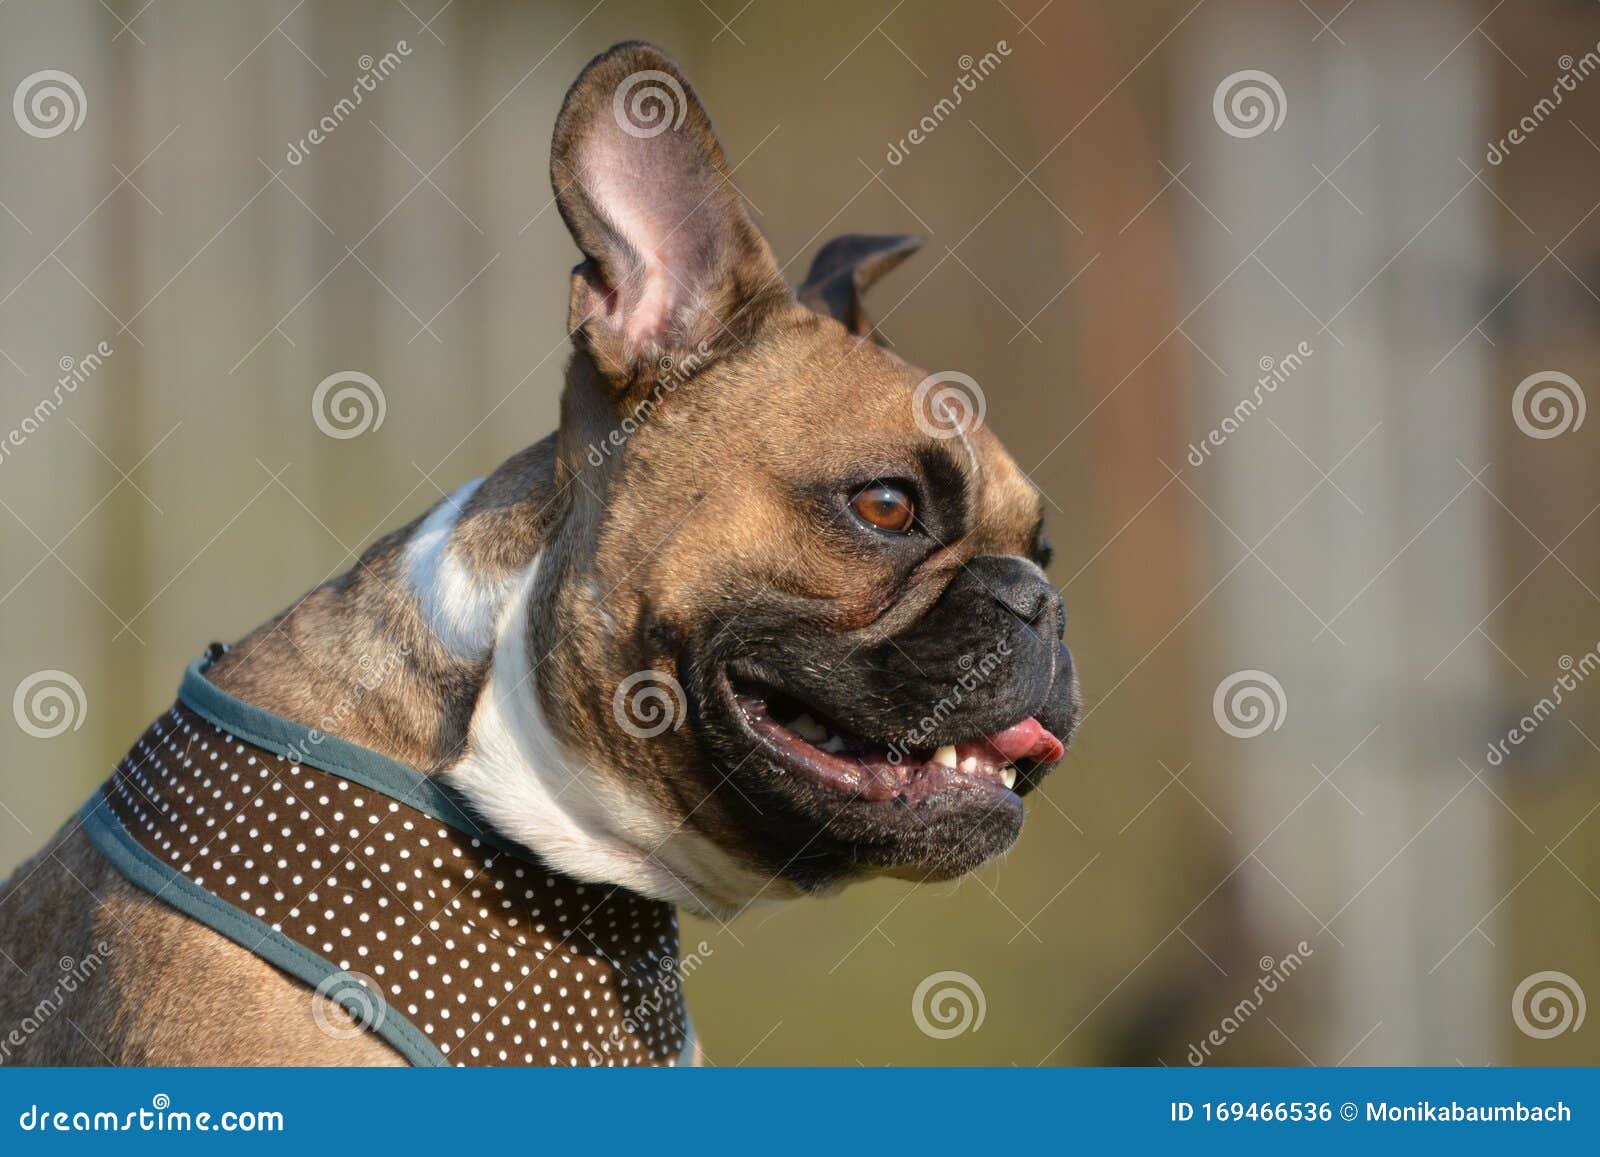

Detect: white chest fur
404,485,788,917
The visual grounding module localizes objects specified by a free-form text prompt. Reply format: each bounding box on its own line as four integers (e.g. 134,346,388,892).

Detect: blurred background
2,0,1598,1066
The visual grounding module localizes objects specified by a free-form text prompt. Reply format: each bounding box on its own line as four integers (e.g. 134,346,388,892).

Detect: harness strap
84,651,696,1067
81,791,448,1066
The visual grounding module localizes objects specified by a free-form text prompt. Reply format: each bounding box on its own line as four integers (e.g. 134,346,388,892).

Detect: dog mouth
722,669,1065,804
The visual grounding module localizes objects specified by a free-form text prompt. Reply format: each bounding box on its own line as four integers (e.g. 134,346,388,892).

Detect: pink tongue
979,717,1064,764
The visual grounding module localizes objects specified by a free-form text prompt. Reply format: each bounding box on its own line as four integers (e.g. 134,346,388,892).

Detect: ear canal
550,41,788,387
797,233,926,343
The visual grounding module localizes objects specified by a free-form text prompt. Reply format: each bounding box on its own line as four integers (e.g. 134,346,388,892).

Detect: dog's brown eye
852,484,915,534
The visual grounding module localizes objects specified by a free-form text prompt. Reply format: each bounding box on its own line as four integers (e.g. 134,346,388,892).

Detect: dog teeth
818,735,847,754
1000,766,1017,790
789,713,828,743
958,755,979,773
933,745,958,769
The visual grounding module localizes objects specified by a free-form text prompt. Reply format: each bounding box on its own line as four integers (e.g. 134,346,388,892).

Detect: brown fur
0,827,399,1065
201,437,566,769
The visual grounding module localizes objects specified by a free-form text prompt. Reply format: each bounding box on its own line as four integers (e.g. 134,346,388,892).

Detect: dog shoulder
0,823,403,1066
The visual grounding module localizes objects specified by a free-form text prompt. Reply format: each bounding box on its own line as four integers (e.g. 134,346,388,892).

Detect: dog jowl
436,41,1081,907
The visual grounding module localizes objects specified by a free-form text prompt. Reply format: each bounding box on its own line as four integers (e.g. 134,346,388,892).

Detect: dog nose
966,555,1062,637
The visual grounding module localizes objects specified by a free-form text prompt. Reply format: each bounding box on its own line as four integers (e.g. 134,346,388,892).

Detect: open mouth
725,671,1065,804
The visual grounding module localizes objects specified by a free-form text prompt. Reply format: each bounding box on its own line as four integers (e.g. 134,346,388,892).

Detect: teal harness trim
177,656,518,855
87,653,698,1067
80,792,448,1067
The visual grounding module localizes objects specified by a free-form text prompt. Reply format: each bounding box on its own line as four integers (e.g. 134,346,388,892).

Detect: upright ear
551,42,789,387
797,233,925,343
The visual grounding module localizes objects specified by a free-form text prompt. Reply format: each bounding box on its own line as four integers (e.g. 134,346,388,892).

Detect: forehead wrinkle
953,421,980,487
962,436,1043,558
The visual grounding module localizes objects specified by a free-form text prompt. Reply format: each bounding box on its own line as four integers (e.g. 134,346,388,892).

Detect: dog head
497,42,1077,907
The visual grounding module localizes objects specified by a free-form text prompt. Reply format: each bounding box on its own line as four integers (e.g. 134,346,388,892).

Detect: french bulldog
0,41,1077,1066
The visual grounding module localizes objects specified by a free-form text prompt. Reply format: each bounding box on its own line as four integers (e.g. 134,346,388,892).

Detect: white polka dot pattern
101,705,691,1067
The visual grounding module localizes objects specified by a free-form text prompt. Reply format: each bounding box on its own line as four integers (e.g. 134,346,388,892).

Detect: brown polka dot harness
80,651,693,1067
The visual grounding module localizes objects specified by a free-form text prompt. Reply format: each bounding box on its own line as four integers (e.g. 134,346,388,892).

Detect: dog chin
687,659,1072,888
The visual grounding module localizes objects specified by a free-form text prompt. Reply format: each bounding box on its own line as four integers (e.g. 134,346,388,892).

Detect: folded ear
551,42,789,387
797,233,925,342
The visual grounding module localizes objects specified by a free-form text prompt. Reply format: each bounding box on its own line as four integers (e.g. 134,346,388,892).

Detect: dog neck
204,438,567,773
206,437,769,919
